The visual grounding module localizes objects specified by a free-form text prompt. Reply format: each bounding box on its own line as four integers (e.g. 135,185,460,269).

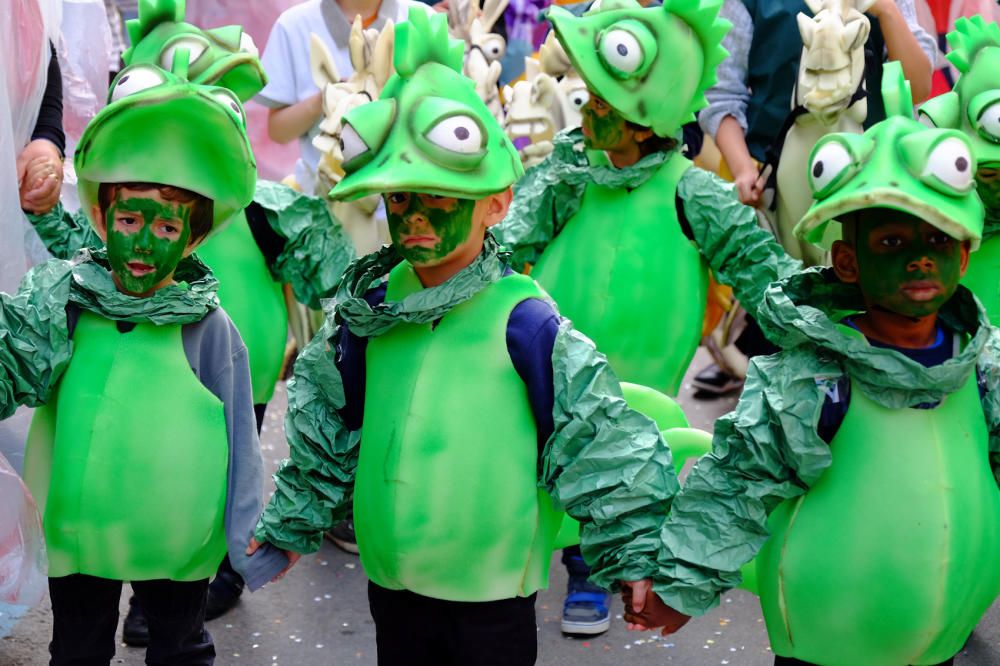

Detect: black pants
775,657,954,666
49,574,213,666
367,582,537,666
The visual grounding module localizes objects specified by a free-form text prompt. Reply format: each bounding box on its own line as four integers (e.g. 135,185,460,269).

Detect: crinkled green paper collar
68,248,220,325
332,233,511,337
549,128,674,189
758,267,988,408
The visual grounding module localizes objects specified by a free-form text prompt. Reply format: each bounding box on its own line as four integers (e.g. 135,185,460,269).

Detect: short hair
97,182,214,243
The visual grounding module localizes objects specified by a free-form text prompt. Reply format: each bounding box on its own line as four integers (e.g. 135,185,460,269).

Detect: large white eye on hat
159,36,209,72
339,122,369,165
808,134,872,198
426,115,484,154
596,21,657,79
923,137,974,192
210,88,246,126
969,91,1000,144
108,65,167,103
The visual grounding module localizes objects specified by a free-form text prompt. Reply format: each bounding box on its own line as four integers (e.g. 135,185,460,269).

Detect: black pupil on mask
956,156,969,172
231,102,240,113
616,43,628,56
454,126,470,141
813,161,824,178
119,75,130,86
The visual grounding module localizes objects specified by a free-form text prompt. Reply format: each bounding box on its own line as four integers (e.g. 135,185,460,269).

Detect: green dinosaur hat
75,61,257,232
544,0,730,138
122,0,267,102
796,61,983,248
329,9,523,201
919,16,1000,170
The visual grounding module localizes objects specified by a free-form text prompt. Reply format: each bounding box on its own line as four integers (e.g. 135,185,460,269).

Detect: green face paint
581,95,628,151
976,168,1000,215
105,193,192,295
385,193,476,266
854,213,964,319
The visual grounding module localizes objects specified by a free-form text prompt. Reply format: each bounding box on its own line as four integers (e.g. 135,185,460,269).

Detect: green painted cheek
976,174,1000,215
387,197,476,265
856,238,963,318
582,105,626,151
106,198,191,294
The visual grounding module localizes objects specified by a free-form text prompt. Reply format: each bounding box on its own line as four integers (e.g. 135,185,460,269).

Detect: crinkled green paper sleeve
977,325,1000,487
254,181,356,310
678,167,802,318
0,259,75,419
26,202,103,260
541,320,679,588
255,313,360,553
652,348,837,616
497,132,589,270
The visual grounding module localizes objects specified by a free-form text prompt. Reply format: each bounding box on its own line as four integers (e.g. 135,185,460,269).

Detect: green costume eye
341,98,396,173
340,123,371,168
209,88,245,126
968,91,1000,144
808,135,872,198
597,22,656,79
413,97,488,170
901,130,975,195
109,65,167,103
160,35,210,73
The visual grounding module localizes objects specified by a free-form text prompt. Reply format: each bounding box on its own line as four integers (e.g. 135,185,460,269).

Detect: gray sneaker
325,516,359,554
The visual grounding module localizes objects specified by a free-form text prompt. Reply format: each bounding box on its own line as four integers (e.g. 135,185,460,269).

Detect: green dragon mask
329,9,523,201
122,0,267,102
796,61,983,248
544,0,730,138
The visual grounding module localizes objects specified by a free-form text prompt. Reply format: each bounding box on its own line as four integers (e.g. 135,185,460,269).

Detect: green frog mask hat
796,61,983,248
329,9,523,201
544,0,730,138
75,60,257,233
122,0,267,102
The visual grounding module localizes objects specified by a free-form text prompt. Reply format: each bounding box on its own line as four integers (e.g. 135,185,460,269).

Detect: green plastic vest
962,235,1000,325
355,263,562,601
24,312,229,581
743,0,886,162
196,212,287,404
531,151,707,396
757,367,1000,664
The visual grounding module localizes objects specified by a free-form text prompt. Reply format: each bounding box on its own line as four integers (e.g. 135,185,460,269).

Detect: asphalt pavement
3,350,998,665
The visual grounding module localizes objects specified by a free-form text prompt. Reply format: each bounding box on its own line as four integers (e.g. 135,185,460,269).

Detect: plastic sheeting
0,0,62,294
0,452,46,639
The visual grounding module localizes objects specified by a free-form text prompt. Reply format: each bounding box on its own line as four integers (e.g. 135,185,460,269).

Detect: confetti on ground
344,563,356,569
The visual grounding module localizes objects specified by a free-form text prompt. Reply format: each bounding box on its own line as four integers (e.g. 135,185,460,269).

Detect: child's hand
17,139,63,214
246,536,302,582
620,579,691,636
733,165,765,208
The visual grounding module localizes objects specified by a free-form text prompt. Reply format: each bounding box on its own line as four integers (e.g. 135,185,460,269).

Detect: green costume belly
531,152,707,396
757,373,1000,665
25,312,229,581
196,212,287,404
961,235,1000,325
355,263,562,601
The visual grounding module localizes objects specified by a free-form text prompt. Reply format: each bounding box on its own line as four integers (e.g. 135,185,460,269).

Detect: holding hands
621,579,691,636
17,139,63,214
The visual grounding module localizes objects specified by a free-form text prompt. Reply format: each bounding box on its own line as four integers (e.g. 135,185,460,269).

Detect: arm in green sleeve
678,167,802,318
25,202,104,259
496,131,588,271
254,314,360,553
652,348,837,616
541,320,680,588
977,326,1000,488
0,260,75,419
253,180,356,310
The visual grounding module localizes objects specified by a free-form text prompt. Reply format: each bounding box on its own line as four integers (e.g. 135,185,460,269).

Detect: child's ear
481,187,514,229
92,204,108,242
831,239,860,283
958,240,971,277
182,235,207,258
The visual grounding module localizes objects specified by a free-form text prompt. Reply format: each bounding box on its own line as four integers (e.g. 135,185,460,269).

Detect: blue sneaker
561,574,611,635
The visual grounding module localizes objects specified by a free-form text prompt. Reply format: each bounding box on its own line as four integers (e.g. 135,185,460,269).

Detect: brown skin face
383,187,513,288
580,92,653,168
831,209,970,348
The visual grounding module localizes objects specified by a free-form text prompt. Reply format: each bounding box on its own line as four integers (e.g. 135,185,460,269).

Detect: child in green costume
629,64,1000,666
2,65,287,664
920,15,1000,323
250,10,681,664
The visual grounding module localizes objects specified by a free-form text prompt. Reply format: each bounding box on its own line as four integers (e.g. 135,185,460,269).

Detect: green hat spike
946,15,1000,74
881,61,913,120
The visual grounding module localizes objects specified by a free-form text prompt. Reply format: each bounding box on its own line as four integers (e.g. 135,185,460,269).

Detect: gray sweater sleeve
183,308,288,590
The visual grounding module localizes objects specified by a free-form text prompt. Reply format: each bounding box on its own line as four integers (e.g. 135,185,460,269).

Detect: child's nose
907,256,935,272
